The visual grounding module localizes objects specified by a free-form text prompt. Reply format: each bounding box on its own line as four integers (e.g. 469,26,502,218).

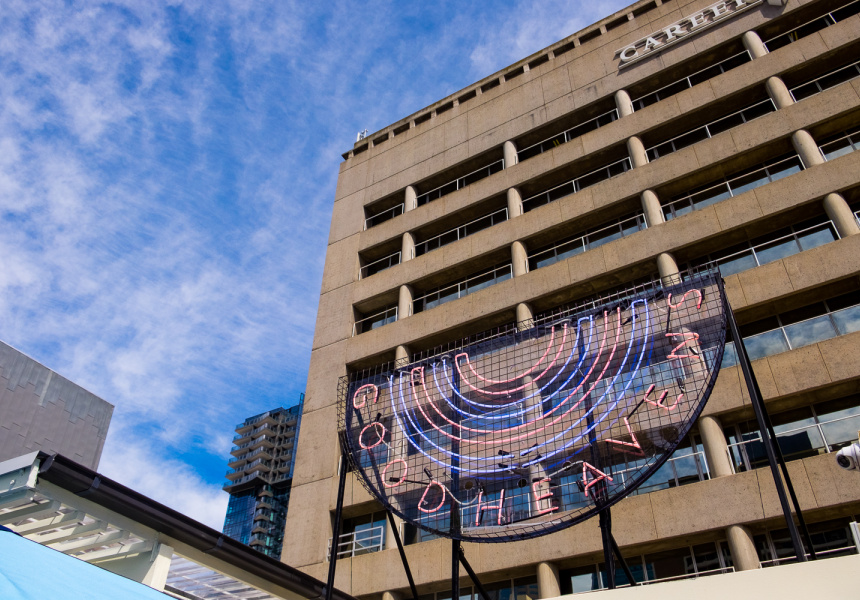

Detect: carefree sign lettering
616,0,763,68
340,273,727,542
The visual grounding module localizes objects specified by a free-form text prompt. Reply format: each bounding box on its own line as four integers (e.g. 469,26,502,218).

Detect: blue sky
0,0,629,529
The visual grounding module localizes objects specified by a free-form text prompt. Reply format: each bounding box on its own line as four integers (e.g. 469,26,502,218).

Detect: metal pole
609,532,637,587
387,512,419,600
326,451,349,600
459,547,491,600
599,509,616,589
452,538,461,600
723,292,807,562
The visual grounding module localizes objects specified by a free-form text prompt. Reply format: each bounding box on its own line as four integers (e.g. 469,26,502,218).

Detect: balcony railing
855,209,860,226
223,472,271,490
646,98,775,161
522,156,631,213
416,159,505,207
528,213,646,271
632,50,751,111
692,218,839,279
364,203,404,230
326,525,385,560
359,251,401,279
763,0,860,52
819,127,860,161
353,305,398,336
517,108,618,162
414,208,508,257
412,263,512,314
662,153,803,220
790,58,860,102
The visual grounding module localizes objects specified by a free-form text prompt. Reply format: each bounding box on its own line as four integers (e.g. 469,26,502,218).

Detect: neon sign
339,272,726,542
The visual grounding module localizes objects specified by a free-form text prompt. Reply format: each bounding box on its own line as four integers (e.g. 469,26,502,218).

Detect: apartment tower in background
285,0,860,596
223,395,304,560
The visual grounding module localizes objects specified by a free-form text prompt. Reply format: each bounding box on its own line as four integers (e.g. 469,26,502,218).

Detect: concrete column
507,187,524,218
384,517,402,551
516,303,534,331
512,241,529,277
698,415,734,478
614,89,635,117
766,76,794,109
657,252,681,285
792,129,824,167
726,524,761,571
405,185,418,212
627,135,648,168
640,189,665,227
402,232,416,262
395,344,410,364
383,591,403,600
398,285,413,319
741,30,768,59
824,192,860,237
537,561,561,599
503,140,519,168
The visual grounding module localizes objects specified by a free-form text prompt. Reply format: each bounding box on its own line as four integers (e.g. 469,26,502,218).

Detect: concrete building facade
224,397,304,559
284,0,860,596
0,340,113,470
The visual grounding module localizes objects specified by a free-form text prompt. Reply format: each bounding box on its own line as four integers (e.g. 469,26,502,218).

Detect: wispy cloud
0,0,629,530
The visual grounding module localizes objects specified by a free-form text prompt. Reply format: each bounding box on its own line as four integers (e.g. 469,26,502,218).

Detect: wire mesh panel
338,271,727,542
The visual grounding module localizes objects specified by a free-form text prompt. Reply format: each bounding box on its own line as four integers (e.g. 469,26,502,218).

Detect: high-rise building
0,340,113,470
223,395,304,560
285,0,860,596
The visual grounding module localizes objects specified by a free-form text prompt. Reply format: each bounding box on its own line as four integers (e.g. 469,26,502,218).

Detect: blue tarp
0,528,170,599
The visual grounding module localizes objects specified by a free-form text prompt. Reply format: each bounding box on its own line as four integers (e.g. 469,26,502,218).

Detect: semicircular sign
341,271,727,542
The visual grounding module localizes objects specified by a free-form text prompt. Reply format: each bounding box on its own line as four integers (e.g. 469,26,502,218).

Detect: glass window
743,329,789,360
561,565,601,594
782,314,837,348
643,547,694,581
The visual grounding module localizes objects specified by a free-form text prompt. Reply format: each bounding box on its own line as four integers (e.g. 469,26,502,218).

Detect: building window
412,263,512,314
789,57,860,102
763,0,860,52
559,541,734,593
727,393,860,472
517,109,618,163
663,153,803,221
754,518,859,565
353,304,398,336
721,290,860,368
416,159,505,208
359,251,402,279
414,207,509,258
365,203,404,230
818,125,860,161
688,213,839,280
331,512,387,559
522,156,631,213
528,212,646,271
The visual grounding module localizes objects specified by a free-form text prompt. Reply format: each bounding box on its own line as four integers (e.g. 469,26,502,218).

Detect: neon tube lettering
666,332,700,360
605,417,645,456
359,422,387,450
667,289,703,310
353,384,379,409
381,459,408,488
418,481,447,513
641,383,683,411
475,489,506,525
582,462,613,498
531,478,558,515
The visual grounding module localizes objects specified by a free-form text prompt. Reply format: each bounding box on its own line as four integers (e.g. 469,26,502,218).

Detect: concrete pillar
402,232,416,262
537,561,561,599
395,344,410,364
824,192,860,237
792,129,824,167
640,189,665,227
398,285,413,319
405,185,418,212
698,415,734,478
657,252,681,285
384,517,402,551
507,187,524,219
512,241,529,277
614,89,635,117
516,303,534,331
766,76,794,109
726,524,761,571
383,591,403,600
503,140,519,168
741,30,768,59
627,135,648,168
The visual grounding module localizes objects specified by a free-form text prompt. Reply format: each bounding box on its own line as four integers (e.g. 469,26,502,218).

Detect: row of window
361,0,858,232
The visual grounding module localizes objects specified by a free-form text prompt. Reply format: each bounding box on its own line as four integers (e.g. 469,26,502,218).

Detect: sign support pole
459,547,490,600
723,290,809,562
325,448,349,600
387,511,419,600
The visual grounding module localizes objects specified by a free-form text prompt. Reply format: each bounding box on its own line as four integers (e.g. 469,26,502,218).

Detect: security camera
836,443,860,471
